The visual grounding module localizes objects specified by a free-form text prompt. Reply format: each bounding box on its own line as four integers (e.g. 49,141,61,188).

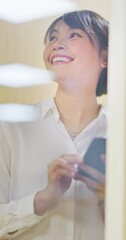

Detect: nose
53,43,65,51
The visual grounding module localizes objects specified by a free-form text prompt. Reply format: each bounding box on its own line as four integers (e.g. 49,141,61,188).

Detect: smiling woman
0,10,109,240
44,10,108,96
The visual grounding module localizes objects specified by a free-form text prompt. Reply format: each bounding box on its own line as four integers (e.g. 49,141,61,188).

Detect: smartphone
78,138,106,181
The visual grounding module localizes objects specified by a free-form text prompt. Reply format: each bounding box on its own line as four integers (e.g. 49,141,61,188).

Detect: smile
51,56,74,64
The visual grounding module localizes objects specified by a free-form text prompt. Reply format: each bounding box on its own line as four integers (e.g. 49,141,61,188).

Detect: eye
69,32,82,39
48,35,57,43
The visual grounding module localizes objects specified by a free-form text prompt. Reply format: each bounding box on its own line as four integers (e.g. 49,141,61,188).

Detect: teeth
52,57,72,63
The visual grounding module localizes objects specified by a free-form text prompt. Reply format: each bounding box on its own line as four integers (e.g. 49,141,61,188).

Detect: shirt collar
40,97,60,121
40,97,108,122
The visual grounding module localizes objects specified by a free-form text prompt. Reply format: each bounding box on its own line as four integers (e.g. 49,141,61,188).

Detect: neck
54,88,100,138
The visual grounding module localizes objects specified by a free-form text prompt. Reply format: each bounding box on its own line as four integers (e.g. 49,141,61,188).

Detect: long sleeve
0,194,43,239
0,99,107,240
0,123,44,239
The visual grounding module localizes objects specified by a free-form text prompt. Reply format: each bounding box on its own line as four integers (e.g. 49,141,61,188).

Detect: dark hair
44,10,109,96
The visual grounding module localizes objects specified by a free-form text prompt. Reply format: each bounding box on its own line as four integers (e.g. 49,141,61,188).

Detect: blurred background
0,0,109,104
1,1,126,239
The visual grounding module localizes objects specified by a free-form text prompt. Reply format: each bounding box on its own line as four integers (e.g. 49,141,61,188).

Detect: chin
52,69,67,79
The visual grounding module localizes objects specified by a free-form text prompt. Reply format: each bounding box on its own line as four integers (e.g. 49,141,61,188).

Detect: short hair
44,10,109,96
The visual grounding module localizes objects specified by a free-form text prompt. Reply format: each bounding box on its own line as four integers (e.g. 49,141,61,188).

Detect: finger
101,154,106,162
48,155,82,177
59,157,79,172
91,184,105,199
51,167,75,180
94,189,105,199
60,154,83,164
79,163,105,183
48,160,77,179
75,173,104,191
75,173,105,199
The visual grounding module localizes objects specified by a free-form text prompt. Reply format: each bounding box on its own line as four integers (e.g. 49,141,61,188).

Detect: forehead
49,20,73,35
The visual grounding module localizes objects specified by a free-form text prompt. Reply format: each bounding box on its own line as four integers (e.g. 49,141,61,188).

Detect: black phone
78,138,106,181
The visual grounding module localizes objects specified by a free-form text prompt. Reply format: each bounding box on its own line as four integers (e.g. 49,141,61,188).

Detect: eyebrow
49,25,74,37
48,27,84,40
49,29,58,37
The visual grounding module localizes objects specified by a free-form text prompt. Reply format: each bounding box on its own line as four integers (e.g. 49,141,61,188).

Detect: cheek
79,46,100,67
70,43,82,55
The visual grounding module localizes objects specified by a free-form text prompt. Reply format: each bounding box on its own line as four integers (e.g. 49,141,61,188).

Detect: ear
100,49,108,68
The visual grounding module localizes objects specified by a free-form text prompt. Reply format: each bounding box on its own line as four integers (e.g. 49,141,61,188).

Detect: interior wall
0,17,58,104
0,0,109,104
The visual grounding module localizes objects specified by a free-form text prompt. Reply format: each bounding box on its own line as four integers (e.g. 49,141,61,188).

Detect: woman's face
43,21,106,91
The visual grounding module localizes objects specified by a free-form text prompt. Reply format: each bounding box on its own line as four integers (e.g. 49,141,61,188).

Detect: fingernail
59,157,67,164
74,164,78,169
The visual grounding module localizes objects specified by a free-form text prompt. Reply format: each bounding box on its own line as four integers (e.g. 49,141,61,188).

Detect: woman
0,10,108,240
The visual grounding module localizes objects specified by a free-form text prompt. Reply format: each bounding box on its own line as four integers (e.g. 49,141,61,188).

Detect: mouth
50,56,74,64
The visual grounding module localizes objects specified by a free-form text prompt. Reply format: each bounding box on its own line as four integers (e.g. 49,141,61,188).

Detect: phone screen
78,138,106,180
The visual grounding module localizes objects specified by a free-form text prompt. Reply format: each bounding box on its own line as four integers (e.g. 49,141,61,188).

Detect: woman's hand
75,154,106,200
34,154,82,215
46,154,82,201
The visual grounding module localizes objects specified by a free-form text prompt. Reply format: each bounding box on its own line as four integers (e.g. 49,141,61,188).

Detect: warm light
0,104,41,122
0,0,78,23
0,64,54,87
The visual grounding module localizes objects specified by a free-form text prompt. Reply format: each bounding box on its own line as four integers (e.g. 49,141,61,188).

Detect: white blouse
0,97,108,240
